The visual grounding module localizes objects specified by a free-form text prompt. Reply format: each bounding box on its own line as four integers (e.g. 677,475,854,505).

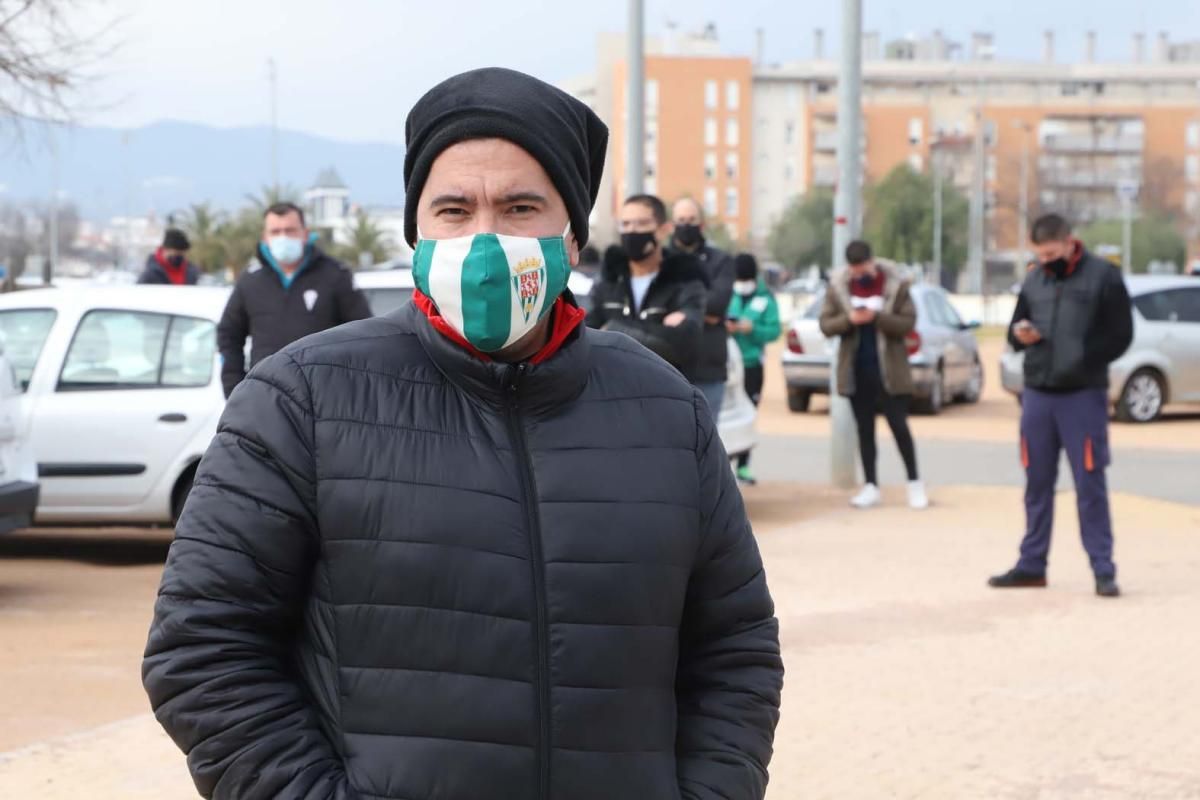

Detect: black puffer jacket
667,242,735,384
216,245,372,398
144,302,783,800
586,247,707,375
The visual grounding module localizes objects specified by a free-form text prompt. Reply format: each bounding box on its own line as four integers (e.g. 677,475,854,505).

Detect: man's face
848,259,874,279
1033,237,1073,266
618,202,670,244
162,247,187,263
263,210,306,243
671,198,703,229
416,138,579,266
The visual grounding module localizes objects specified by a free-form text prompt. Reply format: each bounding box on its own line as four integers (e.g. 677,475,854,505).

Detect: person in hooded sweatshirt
138,228,201,285
215,201,371,398
143,68,782,800
727,253,781,486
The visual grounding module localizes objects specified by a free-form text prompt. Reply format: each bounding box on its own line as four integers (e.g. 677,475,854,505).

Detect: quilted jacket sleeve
676,393,784,800
142,353,358,800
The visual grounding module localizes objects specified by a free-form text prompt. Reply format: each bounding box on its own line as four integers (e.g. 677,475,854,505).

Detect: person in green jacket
727,253,782,485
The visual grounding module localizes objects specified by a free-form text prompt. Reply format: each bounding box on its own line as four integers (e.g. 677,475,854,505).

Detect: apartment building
571,28,1200,265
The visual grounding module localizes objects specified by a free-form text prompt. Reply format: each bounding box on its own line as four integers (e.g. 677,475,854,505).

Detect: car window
937,293,964,328
1166,288,1200,323
916,292,947,328
162,316,216,387
0,309,57,391
1134,291,1172,321
59,310,170,390
362,287,413,317
803,292,825,320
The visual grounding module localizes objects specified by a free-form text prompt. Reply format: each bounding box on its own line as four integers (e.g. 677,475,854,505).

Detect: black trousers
736,365,765,469
849,365,919,485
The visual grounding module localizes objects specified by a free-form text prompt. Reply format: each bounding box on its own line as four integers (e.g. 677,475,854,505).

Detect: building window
784,157,796,182
704,152,717,180
727,222,738,241
726,80,740,110
725,188,739,217
705,118,718,147
726,118,739,147
705,80,719,110
726,152,738,179
908,154,924,172
645,162,656,178
704,186,719,217
645,79,659,114
784,120,795,145
908,118,923,146
1189,121,1200,150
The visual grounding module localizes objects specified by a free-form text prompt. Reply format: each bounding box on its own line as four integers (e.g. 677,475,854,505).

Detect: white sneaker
850,484,881,509
907,480,930,510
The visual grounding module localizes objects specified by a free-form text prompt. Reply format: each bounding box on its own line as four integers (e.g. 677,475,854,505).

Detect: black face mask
673,223,703,249
620,231,659,262
1043,257,1069,279
166,254,184,267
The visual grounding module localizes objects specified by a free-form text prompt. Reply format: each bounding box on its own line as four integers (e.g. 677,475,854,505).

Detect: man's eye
509,205,536,215
438,208,467,217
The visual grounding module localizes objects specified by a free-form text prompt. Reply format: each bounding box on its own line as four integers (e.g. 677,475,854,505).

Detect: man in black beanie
138,227,201,285
145,66,781,800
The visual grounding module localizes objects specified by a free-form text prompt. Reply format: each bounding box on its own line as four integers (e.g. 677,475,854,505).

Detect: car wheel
1116,369,1165,424
920,367,945,415
172,466,197,525
787,388,812,413
959,357,984,404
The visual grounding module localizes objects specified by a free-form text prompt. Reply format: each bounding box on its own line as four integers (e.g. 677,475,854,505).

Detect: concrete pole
268,58,279,195
1015,121,1031,280
46,130,59,286
932,142,943,288
1122,197,1134,276
967,89,987,294
625,0,645,198
830,0,862,490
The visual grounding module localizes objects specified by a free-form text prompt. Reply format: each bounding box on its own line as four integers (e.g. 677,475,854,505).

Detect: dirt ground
0,331,1198,799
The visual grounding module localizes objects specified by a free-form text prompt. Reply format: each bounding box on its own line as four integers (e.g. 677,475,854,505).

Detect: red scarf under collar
154,248,188,286
413,290,585,366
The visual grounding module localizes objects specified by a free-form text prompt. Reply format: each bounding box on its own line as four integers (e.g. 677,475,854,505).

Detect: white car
0,338,39,533
0,287,229,524
352,269,758,460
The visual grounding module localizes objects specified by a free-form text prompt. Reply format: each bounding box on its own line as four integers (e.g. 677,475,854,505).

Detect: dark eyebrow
496,191,549,205
428,193,472,208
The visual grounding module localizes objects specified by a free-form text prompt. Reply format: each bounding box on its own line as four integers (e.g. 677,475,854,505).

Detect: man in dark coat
586,193,706,375
138,228,201,285
144,67,783,800
667,196,735,416
215,202,371,398
990,213,1133,598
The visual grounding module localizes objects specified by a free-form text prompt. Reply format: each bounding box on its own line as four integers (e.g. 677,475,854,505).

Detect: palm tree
181,203,226,273
244,184,302,215
336,209,394,269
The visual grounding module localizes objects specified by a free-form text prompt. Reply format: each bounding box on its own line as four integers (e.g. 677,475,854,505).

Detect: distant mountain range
0,121,407,221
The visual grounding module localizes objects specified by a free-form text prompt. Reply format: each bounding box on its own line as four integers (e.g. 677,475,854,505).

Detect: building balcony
813,166,838,186
1041,134,1143,154
1040,170,1131,189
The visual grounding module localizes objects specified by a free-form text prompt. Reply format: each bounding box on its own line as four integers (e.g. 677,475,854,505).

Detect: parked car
1000,275,1200,422
782,284,984,414
0,286,228,525
0,337,39,534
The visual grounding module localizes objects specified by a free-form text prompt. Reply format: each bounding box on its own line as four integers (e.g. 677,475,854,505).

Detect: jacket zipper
1047,281,1064,385
505,364,551,800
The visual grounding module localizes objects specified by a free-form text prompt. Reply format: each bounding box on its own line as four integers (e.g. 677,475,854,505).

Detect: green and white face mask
413,225,572,352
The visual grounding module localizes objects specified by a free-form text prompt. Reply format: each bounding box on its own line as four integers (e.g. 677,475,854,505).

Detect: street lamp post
829,0,863,490
625,0,645,198
1014,121,1032,277
932,138,943,288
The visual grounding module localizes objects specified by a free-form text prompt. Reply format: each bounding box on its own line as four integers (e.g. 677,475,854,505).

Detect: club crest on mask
513,257,545,323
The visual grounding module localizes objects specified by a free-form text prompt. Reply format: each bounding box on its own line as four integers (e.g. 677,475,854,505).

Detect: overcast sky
84,0,1200,143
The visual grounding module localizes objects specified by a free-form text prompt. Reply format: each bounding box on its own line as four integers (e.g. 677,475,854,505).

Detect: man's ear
567,231,581,267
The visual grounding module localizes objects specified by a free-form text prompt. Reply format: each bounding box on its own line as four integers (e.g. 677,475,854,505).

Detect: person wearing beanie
137,228,201,285
726,253,781,485
145,66,782,800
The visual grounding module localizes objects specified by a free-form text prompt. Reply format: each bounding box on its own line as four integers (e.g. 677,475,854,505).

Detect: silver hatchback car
783,284,984,415
1000,275,1200,422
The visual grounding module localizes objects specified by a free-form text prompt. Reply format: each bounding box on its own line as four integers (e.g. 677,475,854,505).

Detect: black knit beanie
735,253,758,281
403,67,608,248
162,228,190,251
